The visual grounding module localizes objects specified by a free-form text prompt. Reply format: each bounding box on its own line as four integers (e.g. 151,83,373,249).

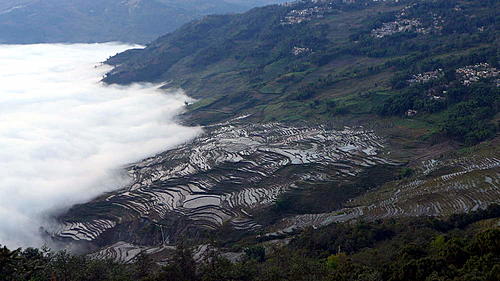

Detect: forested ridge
1,205,499,281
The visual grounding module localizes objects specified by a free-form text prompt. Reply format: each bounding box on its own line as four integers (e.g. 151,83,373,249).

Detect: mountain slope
104,0,498,138
46,0,500,261
0,0,286,43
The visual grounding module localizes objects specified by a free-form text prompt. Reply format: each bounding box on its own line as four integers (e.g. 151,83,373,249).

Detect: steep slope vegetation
104,0,499,142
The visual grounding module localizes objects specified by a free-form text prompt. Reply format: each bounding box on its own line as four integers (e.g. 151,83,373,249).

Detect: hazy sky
0,43,201,248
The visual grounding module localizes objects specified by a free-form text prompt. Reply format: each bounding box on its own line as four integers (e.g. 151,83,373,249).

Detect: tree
156,245,198,281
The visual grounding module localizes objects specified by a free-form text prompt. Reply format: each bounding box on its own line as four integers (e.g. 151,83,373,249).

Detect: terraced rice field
52,121,393,257
267,150,500,237
52,121,500,262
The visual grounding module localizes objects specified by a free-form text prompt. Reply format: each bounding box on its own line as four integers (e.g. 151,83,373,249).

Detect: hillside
104,0,499,143
0,0,286,43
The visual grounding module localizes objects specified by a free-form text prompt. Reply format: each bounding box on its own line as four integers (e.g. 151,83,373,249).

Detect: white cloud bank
0,43,201,248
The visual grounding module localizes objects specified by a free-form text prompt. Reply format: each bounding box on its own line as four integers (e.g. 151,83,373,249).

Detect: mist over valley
0,43,200,248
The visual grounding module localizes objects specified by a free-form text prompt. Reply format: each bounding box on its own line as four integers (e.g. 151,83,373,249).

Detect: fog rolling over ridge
0,43,201,248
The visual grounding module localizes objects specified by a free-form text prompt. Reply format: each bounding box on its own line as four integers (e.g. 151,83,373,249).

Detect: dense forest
1,205,499,281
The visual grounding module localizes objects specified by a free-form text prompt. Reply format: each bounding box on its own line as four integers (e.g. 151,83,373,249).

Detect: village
456,63,500,86
291,46,311,55
280,0,408,26
371,3,443,38
280,4,333,25
371,18,422,38
407,69,443,84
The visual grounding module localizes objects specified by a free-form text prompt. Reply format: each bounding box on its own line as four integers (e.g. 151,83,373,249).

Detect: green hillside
104,0,499,146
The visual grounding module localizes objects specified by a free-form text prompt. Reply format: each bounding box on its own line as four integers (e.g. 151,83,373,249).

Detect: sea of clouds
0,43,201,248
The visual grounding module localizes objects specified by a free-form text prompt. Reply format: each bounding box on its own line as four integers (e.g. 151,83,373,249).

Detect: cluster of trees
2,205,499,281
377,69,498,145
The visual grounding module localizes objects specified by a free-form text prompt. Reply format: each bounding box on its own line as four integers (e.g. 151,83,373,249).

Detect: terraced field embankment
52,120,395,258
265,141,500,238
